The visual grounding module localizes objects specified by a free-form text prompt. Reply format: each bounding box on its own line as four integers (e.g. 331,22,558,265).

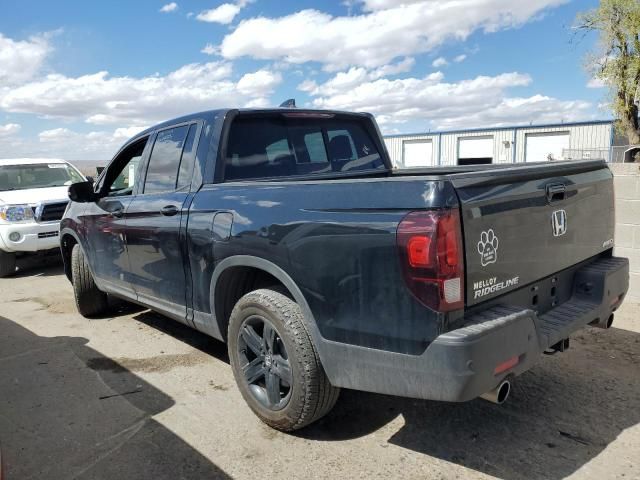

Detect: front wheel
228,288,340,431
0,250,16,278
71,244,109,317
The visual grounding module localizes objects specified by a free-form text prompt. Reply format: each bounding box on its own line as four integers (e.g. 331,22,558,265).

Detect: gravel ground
1,256,639,480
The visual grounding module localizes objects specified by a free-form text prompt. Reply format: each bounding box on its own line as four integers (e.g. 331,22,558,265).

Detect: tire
228,288,340,431
0,250,16,278
71,244,109,317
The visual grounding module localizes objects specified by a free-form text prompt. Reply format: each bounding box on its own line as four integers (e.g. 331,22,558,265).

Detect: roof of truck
129,108,369,142
0,158,67,167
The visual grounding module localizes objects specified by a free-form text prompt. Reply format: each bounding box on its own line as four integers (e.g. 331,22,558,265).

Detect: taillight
397,209,464,312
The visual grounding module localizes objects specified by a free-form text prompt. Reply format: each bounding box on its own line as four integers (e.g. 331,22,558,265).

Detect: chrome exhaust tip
480,380,511,405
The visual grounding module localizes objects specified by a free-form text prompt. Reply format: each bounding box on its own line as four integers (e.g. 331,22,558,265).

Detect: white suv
0,158,86,277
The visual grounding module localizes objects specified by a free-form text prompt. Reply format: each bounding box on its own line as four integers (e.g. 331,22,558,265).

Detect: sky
0,0,609,161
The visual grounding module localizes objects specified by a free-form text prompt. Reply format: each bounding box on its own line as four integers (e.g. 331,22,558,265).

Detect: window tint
177,124,197,190
225,117,384,181
265,139,292,161
303,132,328,163
144,125,189,194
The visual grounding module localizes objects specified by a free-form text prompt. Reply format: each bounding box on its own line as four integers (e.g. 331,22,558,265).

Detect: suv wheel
228,288,340,431
71,244,109,317
0,250,16,278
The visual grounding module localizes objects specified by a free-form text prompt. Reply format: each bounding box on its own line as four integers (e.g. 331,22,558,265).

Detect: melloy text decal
473,276,520,299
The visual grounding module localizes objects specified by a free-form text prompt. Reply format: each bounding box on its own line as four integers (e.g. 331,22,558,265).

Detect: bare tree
576,0,640,145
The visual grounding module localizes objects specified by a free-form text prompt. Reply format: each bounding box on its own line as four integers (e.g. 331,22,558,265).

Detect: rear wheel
228,288,339,431
71,244,109,317
0,250,16,278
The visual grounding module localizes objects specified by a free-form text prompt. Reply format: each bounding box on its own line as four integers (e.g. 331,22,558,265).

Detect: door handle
160,205,179,217
546,183,566,203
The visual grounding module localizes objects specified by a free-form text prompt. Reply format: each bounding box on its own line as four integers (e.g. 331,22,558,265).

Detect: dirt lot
1,256,639,480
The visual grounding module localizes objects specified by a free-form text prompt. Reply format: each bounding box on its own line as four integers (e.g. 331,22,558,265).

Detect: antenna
279,99,296,108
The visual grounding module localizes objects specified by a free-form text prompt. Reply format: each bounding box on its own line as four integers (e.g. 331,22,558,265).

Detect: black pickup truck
61,108,628,431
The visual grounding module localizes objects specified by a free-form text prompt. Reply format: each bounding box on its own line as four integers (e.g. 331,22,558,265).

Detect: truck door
81,136,150,298
124,123,199,323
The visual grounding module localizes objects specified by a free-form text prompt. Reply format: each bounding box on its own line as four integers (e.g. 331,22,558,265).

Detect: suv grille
38,202,68,222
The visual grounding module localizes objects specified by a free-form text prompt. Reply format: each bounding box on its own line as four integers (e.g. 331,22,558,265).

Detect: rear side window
224,116,385,181
144,124,197,194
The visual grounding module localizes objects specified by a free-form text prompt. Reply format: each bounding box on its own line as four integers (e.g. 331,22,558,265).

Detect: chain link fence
561,146,640,163
610,145,640,163
561,148,610,162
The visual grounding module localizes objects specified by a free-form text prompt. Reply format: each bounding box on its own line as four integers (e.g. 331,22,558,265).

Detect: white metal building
383,120,614,168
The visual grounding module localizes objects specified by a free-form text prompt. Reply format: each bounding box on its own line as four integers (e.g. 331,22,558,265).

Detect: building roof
383,120,615,139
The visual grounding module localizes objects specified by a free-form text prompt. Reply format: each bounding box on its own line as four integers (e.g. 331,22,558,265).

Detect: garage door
525,132,569,162
402,140,434,167
458,136,493,165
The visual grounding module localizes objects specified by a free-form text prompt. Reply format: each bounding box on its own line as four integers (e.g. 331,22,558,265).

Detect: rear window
224,116,385,181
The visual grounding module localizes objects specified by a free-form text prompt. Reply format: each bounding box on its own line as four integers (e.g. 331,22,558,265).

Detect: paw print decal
477,229,499,266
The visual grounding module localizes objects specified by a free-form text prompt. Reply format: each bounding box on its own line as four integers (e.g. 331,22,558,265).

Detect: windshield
0,163,84,191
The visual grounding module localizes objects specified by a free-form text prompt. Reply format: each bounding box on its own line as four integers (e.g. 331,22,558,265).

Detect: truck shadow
124,309,640,480
299,326,640,480
0,316,231,479
12,251,65,278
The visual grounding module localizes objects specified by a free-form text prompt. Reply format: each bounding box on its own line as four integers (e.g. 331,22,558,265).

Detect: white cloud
201,43,218,55
432,57,448,68
237,69,282,96
587,77,606,89
305,70,595,129
0,62,280,126
0,125,149,161
196,1,253,24
219,0,567,70
197,4,241,24
159,2,178,13
297,58,419,96
0,123,21,138
453,54,467,63
0,33,52,85
358,0,425,11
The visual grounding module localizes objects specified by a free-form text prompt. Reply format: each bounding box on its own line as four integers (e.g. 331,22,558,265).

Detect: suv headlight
0,204,35,222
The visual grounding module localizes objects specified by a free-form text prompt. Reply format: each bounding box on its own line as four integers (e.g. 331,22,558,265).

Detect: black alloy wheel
237,315,293,410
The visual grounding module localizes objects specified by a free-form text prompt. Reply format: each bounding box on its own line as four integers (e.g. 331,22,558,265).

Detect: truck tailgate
450,160,615,306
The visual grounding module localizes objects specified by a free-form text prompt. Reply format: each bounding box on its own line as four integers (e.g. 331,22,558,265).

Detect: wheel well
60,234,77,281
214,266,289,340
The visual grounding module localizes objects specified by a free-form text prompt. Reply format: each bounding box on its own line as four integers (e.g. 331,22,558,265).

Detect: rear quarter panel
188,177,458,354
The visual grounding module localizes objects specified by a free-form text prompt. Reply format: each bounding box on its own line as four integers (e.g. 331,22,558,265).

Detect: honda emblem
551,210,567,237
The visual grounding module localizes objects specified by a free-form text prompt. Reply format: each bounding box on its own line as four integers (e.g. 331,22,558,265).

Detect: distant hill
68,160,107,177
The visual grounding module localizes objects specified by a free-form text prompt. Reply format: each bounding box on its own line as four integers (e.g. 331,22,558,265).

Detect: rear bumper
319,256,629,402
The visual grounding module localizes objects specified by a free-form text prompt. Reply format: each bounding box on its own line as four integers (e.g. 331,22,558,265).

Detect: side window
110,156,141,194
102,137,148,197
177,124,198,190
144,125,189,194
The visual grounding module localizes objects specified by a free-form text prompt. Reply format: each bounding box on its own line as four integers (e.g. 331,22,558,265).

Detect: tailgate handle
546,183,566,203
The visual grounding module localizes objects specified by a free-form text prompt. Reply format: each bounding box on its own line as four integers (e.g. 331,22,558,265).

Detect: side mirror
68,181,99,203
85,175,95,184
